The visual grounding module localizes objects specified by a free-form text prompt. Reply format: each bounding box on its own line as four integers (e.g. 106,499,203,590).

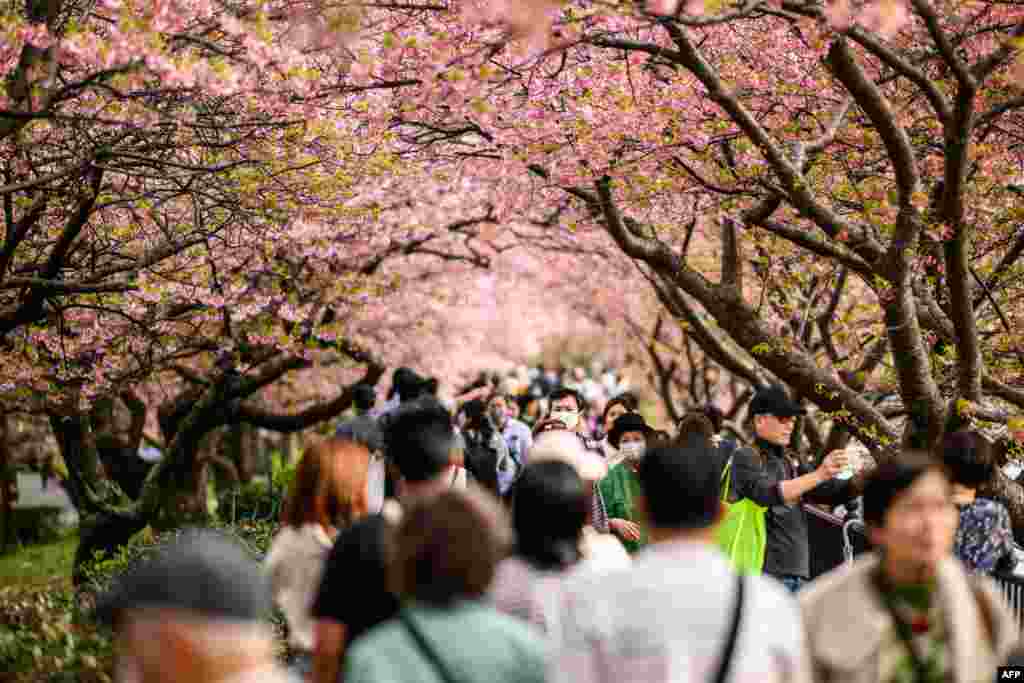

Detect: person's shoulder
744,572,801,612
476,602,546,638
345,617,406,663
265,525,300,556
328,514,390,559
798,553,878,619
469,603,549,662
973,497,1011,516
734,573,807,648
729,443,762,468
509,418,532,434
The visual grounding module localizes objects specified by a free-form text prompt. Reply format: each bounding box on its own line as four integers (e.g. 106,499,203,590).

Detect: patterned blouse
954,497,1016,575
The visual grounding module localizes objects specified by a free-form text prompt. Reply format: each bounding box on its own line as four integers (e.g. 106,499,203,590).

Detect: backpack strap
400,610,461,683
712,574,745,683
720,456,734,502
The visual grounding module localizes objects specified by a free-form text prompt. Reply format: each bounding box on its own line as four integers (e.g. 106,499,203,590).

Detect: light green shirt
345,601,548,683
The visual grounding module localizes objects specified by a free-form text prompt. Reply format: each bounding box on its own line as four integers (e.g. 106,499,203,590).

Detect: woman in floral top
941,430,1017,575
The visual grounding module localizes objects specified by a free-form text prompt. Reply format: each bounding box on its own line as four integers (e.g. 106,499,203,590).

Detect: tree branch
0,277,136,293
236,358,385,432
721,217,742,291
826,39,919,208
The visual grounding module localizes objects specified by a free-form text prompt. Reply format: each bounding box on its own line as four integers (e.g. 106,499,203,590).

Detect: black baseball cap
94,528,271,626
748,385,806,419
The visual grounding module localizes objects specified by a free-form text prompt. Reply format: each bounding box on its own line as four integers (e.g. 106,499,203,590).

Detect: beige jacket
263,524,333,652
799,554,1018,683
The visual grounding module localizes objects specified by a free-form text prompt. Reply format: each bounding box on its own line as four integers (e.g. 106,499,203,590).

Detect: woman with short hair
490,461,589,636
344,488,548,683
599,392,639,465
941,430,1017,575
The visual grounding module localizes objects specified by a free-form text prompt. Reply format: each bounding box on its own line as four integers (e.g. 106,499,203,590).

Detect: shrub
0,518,285,682
223,450,298,523
6,506,66,548
0,579,114,683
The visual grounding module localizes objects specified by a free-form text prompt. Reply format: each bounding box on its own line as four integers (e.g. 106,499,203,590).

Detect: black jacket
732,438,857,579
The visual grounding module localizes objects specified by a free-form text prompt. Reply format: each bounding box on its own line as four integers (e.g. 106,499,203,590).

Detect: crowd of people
94,367,1024,683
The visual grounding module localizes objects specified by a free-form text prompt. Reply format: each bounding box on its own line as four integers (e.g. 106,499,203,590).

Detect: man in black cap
732,385,858,594
95,528,295,683
553,437,812,683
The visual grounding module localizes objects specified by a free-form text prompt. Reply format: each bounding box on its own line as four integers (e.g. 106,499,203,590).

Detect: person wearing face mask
487,393,533,481
732,385,860,594
599,393,640,466
599,413,653,554
548,388,603,454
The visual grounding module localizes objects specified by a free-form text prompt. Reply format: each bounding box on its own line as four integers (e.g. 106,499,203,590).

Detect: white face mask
619,441,645,461
551,409,579,430
1004,461,1023,480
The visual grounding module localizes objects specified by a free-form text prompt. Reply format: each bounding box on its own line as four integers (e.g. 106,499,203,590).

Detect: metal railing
993,571,1024,628
804,504,870,579
803,503,1024,626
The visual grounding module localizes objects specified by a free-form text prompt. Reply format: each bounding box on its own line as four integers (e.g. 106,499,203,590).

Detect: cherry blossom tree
330,0,1024,531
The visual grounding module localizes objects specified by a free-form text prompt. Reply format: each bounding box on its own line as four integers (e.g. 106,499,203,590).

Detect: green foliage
227,451,298,523
0,580,113,683
4,507,67,551
0,535,76,587
0,519,284,682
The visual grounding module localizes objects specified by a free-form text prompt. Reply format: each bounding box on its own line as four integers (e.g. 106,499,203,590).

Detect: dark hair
603,392,639,423
940,431,993,489
862,451,949,527
460,398,487,426
549,387,584,413
676,411,715,441
384,398,454,482
512,462,586,571
637,436,722,530
389,367,418,400
352,384,376,412
651,430,673,446
390,488,511,605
